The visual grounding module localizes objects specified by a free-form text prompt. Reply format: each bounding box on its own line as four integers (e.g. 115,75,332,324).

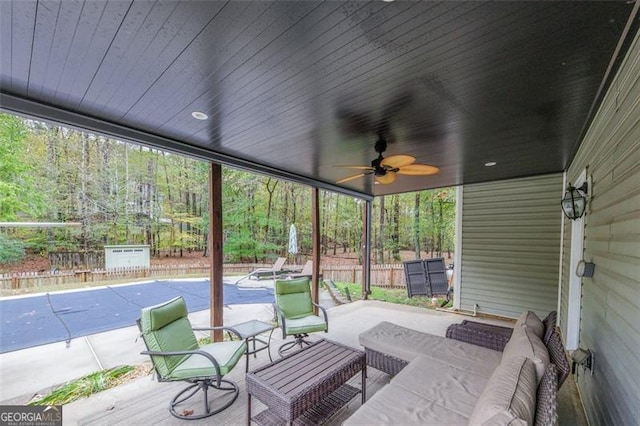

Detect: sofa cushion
392,355,490,418
469,356,537,425
343,383,469,426
514,310,544,339
502,326,550,383
360,321,502,378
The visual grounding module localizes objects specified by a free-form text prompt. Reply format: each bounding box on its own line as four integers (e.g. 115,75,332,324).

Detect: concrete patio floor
49,300,588,425
0,294,586,425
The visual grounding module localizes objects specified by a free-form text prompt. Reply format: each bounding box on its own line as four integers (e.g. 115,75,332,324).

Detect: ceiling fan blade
375,172,397,185
336,173,367,184
397,164,440,176
381,154,415,169
334,165,375,170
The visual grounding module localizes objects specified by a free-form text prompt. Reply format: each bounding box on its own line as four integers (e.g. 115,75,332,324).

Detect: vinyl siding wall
560,28,640,425
459,174,563,319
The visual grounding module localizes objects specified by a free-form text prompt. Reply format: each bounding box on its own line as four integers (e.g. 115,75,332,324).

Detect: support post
311,187,321,314
209,163,224,342
362,199,372,299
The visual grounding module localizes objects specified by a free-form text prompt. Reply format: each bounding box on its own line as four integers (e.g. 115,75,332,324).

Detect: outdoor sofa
345,311,568,425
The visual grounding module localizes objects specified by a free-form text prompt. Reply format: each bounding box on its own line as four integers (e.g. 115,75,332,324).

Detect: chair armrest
445,323,510,352
272,303,287,339
140,348,222,378
536,363,558,425
192,326,243,340
311,301,329,331
460,320,514,336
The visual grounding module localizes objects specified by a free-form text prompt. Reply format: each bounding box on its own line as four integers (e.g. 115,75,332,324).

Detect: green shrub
0,234,25,263
28,365,136,406
335,282,450,309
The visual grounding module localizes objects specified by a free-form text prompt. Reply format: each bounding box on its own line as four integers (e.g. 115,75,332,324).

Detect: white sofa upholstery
346,315,558,426
359,320,503,378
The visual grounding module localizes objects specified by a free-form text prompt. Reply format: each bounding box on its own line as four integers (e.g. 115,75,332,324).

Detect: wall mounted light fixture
571,347,594,375
576,260,595,278
561,182,588,220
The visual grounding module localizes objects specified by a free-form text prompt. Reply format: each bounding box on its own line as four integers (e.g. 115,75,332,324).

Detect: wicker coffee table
246,339,366,425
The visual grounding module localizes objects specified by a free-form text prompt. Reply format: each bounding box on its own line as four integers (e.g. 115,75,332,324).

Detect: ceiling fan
336,133,439,185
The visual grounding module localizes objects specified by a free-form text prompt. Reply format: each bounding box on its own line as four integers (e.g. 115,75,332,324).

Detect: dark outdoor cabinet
403,260,429,297
404,258,450,298
423,258,449,296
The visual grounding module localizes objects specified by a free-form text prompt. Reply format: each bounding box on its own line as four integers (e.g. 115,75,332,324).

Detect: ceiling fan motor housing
371,156,387,176
374,136,387,155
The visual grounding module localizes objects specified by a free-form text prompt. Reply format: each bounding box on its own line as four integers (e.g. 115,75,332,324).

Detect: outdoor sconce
576,260,595,278
571,348,594,375
561,182,588,220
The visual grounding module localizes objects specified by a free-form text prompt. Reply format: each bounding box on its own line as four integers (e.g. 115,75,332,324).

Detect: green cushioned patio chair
137,296,247,420
273,277,328,356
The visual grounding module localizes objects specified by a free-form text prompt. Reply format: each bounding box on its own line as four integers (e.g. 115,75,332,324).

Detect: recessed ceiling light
484,161,497,167
191,111,208,120
382,0,394,2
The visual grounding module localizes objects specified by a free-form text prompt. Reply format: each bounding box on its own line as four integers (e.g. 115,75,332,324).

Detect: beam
311,187,320,314
0,93,373,201
453,186,463,310
209,163,223,342
362,199,372,299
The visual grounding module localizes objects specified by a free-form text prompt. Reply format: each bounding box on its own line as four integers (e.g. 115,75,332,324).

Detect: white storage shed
104,245,150,270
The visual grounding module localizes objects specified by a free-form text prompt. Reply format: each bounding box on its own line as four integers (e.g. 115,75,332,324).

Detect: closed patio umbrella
288,224,298,264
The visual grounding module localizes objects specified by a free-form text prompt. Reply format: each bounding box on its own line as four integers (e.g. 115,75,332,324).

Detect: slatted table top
246,339,365,424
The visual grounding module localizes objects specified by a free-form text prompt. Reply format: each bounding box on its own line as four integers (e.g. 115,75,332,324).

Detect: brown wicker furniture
445,311,558,352
246,339,365,425
364,347,408,376
445,322,512,352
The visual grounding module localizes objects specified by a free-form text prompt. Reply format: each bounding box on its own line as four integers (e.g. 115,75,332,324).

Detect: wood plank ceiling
1,1,637,197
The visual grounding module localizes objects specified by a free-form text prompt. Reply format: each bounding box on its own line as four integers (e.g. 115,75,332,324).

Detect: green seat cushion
168,340,247,380
275,278,313,319
285,315,328,335
140,296,190,332
139,297,198,377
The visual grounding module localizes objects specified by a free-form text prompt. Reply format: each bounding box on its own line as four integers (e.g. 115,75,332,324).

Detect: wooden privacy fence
0,263,272,290
49,251,105,270
321,264,406,288
1,263,407,290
